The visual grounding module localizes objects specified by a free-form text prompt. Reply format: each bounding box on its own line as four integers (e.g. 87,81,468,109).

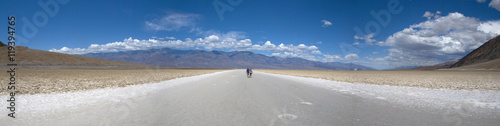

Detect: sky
1,0,500,70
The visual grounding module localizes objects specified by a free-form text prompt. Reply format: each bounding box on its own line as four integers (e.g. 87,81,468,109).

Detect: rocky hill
410,61,458,70
0,42,150,69
450,35,500,69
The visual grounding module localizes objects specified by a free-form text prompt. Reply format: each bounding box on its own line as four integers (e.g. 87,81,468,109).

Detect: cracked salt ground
263,71,500,118
376,96,387,100
298,101,313,106
277,113,298,120
270,107,299,126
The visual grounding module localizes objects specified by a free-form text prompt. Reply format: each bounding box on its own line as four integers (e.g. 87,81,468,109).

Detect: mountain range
81,48,375,70
2,34,498,70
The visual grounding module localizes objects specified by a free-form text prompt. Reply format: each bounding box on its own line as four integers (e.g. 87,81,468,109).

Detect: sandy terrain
258,69,500,91
0,68,226,95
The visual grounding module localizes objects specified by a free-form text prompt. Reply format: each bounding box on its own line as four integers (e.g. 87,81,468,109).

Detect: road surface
2,70,499,125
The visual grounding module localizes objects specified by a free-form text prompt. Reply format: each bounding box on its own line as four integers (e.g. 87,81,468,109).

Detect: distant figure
249,68,253,78
246,68,250,78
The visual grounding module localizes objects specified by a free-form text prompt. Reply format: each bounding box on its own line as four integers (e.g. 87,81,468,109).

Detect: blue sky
2,0,500,69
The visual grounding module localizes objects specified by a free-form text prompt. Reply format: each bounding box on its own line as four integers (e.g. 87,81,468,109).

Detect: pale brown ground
0,68,226,95
258,69,500,91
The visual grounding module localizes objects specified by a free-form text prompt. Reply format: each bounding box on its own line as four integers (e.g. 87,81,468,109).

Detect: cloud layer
377,11,500,67
145,13,201,31
50,32,335,61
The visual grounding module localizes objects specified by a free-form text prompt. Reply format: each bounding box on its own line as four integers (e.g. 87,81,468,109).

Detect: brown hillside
0,41,6,46
411,61,458,70
450,35,500,69
0,45,150,69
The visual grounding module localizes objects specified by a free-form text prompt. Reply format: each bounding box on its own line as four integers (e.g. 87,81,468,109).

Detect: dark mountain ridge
450,35,500,69
82,48,375,70
0,42,150,69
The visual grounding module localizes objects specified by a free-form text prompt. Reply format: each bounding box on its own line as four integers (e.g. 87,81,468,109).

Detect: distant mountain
81,48,375,70
0,42,149,69
450,35,500,69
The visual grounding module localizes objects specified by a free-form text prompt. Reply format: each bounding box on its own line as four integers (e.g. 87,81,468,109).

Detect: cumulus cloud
377,12,500,67
321,20,332,27
145,12,201,31
165,37,176,39
50,31,323,60
344,53,359,60
490,0,500,11
50,32,361,63
422,11,434,20
322,54,342,62
272,52,318,61
320,53,359,62
479,20,500,35
354,33,377,45
422,11,442,20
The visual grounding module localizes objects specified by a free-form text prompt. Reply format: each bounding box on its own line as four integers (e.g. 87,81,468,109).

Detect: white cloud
165,37,176,39
423,11,434,20
477,0,486,3
378,12,500,67
316,41,322,44
272,52,316,61
145,12,201,31
311,50,322,54
479,20,500,35
490,0,500,11
322,54,342,62
51,31,361,63
352,42,360,45
201,30,247,40
320,53,361,62
321,20,332,27
50,31,324,59
344,53,359,60
354,33,377,45
422,11,442,20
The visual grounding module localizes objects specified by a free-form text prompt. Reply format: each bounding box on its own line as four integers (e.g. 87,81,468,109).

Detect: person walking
249,68,253,78
246,68,250,78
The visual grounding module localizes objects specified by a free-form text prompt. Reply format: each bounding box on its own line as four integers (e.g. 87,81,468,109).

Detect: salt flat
0,68,225,94
1,70,499,126
259,69,500,90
